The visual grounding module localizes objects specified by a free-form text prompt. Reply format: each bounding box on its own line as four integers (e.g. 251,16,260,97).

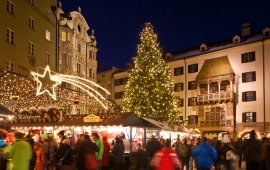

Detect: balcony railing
198,91,233,102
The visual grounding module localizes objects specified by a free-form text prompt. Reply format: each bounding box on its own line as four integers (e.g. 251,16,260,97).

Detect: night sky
62,0,270,71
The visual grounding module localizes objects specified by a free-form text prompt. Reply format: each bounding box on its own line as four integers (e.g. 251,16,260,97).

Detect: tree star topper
31,66,61,100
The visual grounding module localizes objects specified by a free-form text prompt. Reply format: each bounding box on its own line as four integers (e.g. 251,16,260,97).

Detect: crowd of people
0,129,269,170
0,129,126,170
145,130,270,170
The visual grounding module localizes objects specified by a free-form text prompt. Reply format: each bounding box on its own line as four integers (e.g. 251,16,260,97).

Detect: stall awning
0,105,13,117
141,117,176,131
12,112,160,129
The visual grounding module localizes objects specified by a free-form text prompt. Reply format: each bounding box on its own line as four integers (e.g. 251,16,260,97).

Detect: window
89,50,93,59
115,78,128,86
242,51,255,63
76,63,81,74
46,9,51,20
28,16,35,30
188,97,197,106
7,0,15,15
188,115,198,124
6,28,15,45
176,98,184,107
64,55,71,67
174,83,184,92
242,112,256,122
188,81,197,90
188,64,198,73
61,31,66,41
46,53,50,65
242,91,256,102
28,41,35,56
89,68,92,78
115,92,124,99
45,29,51,41
242,71,256,82
6,62,15,71
29,0,35,6
174,67,184,76
77,43,81,53
265,31,270,37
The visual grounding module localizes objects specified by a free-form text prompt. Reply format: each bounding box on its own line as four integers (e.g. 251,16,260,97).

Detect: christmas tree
122,23,178,123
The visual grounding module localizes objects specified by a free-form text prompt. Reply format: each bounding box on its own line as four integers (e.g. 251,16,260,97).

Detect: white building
98,24,270,138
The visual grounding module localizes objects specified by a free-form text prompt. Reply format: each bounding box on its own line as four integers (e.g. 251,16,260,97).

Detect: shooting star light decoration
31,66,110,109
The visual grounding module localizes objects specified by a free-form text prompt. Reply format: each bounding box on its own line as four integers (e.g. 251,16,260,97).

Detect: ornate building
57,7,101,115
98,24,270,138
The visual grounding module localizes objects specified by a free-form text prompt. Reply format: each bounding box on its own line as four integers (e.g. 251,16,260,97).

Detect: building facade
0,0,57,75
57,7,100,115
98,26,270,138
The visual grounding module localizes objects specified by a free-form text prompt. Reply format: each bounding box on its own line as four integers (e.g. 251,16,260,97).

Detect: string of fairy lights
122,23,180,124
0,69,118,119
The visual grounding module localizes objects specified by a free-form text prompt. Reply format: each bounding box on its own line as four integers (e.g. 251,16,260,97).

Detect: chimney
241,23,251,36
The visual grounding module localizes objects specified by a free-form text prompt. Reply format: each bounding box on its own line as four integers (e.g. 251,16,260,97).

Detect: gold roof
197,56,234,80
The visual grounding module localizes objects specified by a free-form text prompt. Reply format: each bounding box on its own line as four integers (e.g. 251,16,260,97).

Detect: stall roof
141,117,176,132
12,112,160,129
0,105,13,117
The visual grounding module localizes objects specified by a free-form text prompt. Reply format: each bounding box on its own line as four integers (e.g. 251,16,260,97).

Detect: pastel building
98,25,270,137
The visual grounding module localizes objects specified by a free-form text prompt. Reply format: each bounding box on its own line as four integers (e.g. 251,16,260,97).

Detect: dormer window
200,43,208,52
78,24,81,32
233,35,241,44
263,27,270,37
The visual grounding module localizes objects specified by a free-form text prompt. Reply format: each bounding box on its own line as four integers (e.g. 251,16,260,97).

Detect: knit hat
62,139,70,145
59,130,65,136
40,134,48,140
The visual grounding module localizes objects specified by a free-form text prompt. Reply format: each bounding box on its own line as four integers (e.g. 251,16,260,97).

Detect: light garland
122,23,180,124
31,66,110,109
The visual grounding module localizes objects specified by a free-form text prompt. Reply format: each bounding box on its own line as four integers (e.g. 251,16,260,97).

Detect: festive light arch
31,66,110,109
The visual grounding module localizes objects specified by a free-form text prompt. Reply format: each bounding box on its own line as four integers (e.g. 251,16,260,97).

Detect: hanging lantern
74,97,80,104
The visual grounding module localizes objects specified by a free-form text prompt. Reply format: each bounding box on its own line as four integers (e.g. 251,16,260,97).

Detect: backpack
158,152,175,170
177,144,190,159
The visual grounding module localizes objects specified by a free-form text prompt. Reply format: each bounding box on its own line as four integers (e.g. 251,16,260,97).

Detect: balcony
198,91,233,103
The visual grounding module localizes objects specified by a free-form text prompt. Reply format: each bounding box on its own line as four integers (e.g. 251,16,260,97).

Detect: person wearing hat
4,132,32,170
40,134,49,170
92,132,104,170
34,142,45,170
58,130,67,147
242,130,262,170
55,139,73,170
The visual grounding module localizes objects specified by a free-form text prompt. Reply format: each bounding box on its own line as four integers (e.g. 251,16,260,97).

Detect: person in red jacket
150,139,182,170
102,136,111,170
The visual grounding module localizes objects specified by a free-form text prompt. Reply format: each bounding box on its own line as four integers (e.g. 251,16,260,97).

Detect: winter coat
34,144,45,170
191,142,217,169
261,142,270,160
94,138,104,160
102,140,111,166
242,137,262,162
150,148,181,170
112,138,125,164
77,139,99,170
56,144,73,166
146,138,161,159
4,139,32,170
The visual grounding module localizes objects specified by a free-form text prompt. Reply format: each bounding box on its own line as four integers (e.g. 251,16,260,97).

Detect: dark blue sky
62,0,270,70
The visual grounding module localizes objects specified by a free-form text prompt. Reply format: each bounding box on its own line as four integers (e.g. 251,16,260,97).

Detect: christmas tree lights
122,23,180,124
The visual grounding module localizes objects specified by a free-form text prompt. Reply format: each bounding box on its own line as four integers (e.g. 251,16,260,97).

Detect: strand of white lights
59,79,108,110
55,74,110,95
31,66,110,109
52,76,106,100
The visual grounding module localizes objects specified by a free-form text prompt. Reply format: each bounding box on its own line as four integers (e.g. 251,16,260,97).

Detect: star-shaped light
31,65,61,100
